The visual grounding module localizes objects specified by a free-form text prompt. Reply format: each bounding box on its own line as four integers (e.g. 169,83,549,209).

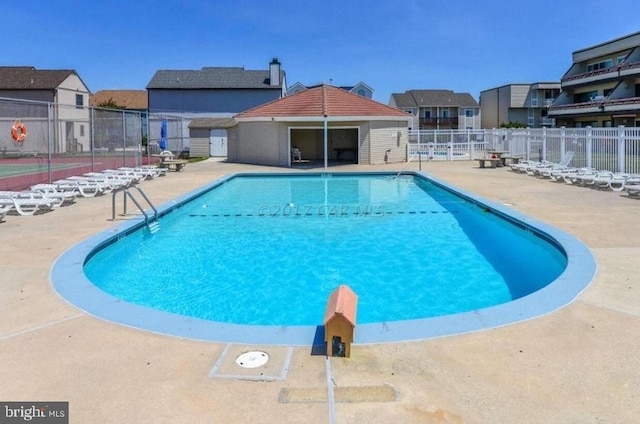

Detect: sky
2,0,639,103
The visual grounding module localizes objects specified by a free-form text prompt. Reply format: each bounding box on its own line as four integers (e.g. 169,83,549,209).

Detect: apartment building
389,89,480,130
480,83,560,128
548,31,640,127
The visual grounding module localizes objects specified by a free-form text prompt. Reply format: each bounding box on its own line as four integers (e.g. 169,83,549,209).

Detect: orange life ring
11,121,27,143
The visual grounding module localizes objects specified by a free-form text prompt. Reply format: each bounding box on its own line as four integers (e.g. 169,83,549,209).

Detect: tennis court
0,156,149,191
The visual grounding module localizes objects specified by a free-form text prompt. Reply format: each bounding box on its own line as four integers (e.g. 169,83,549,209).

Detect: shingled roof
90,90,148,109
235,85,410,119
391,89,478,108
0,66,78,90
146,67,284,89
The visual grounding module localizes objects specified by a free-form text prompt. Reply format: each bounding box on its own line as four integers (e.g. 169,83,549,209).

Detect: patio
1,158,639,423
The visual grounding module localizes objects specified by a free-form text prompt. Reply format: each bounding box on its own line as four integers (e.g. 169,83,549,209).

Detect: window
357,89,365,97
465,109,473,117
574,91,597,103
75,94,84,108
79,125,85,137
424,110,431,118
544,89,558,99
587,59,613,72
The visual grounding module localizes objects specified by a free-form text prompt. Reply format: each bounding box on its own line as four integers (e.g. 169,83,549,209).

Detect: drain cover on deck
235,351,269,368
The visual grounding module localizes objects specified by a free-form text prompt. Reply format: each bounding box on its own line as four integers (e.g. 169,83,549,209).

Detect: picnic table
152,151,188,171
476,158,503,168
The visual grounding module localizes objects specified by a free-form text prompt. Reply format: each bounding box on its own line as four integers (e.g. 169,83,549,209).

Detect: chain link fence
0,97,189,190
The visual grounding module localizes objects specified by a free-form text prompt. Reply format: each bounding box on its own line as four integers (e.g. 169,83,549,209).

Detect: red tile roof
324,285,358,327
236,85,410,119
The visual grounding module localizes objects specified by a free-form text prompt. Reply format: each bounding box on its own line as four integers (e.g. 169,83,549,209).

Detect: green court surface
0,162,88,178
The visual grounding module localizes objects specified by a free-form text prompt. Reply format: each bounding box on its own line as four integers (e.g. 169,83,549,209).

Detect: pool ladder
111,186,160,233
395,152,420,178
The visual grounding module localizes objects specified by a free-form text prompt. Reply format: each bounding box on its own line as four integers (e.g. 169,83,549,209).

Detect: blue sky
2,0,638,103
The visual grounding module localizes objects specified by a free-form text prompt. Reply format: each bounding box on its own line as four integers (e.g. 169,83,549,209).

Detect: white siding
369,121,408,164
189,128,210,157
236,122,281,166
510,86,530,108
56,74,91,153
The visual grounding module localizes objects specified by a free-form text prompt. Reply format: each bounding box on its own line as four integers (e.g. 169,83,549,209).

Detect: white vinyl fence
409,127,640,173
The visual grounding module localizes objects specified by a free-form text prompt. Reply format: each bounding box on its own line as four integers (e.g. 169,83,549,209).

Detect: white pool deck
1,159,639,423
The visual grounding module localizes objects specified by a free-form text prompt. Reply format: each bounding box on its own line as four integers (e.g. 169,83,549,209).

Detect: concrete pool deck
1,159,639,423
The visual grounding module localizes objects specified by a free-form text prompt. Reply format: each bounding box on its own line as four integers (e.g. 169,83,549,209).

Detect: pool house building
230,85,412,166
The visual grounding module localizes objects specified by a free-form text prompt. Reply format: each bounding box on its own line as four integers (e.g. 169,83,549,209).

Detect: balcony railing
562,66,618,83
419,117,459,128
562,61,640,84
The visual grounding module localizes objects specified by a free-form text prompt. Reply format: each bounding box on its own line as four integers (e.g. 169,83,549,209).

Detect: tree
500,121,526,128
96,98,125,109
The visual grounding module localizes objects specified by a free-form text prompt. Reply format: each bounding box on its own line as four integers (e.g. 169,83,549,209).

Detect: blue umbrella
159,119,168,151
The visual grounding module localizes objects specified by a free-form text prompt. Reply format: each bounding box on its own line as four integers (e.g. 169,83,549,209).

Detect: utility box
324,285,358,358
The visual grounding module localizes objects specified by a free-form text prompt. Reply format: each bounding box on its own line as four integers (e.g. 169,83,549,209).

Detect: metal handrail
111,186,158,228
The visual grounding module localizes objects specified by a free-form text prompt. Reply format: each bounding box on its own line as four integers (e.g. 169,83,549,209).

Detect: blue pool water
83,173,567,327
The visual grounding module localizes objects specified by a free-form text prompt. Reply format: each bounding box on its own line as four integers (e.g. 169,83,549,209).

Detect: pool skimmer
235,350,269,368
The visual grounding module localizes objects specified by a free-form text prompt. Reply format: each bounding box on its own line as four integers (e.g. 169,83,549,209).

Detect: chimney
269,58,281,86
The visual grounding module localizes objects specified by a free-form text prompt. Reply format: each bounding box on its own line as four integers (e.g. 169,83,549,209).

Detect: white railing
409,127,640,173
407,129,486,161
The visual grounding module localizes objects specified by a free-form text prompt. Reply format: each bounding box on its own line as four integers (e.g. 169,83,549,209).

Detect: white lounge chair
103,169,145,184
0,204,11,222
118,167,160,179
83,172,134,189
562,168,599,185
625,182,640,197
53,179,102,197
136,165,168,177
593,172,640,192
31,184,78,206
525,151,575,177
0,191,60,215
548,167,592,183
510,159,548,173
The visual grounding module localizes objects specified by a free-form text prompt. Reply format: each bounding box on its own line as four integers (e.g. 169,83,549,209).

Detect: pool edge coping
50,170,597,346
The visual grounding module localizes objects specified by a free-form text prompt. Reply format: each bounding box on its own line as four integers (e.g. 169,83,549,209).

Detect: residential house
90,89,148,110
90,89,149,140
287,82,374,98
388,89,480,130
231,85,412,166
146,58,286,115
0,66,91,153
480,83,560,128
146,58,286,156
548,31,640,127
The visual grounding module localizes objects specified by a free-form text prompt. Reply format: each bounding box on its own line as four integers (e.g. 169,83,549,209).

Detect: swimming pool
52,171,596,345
